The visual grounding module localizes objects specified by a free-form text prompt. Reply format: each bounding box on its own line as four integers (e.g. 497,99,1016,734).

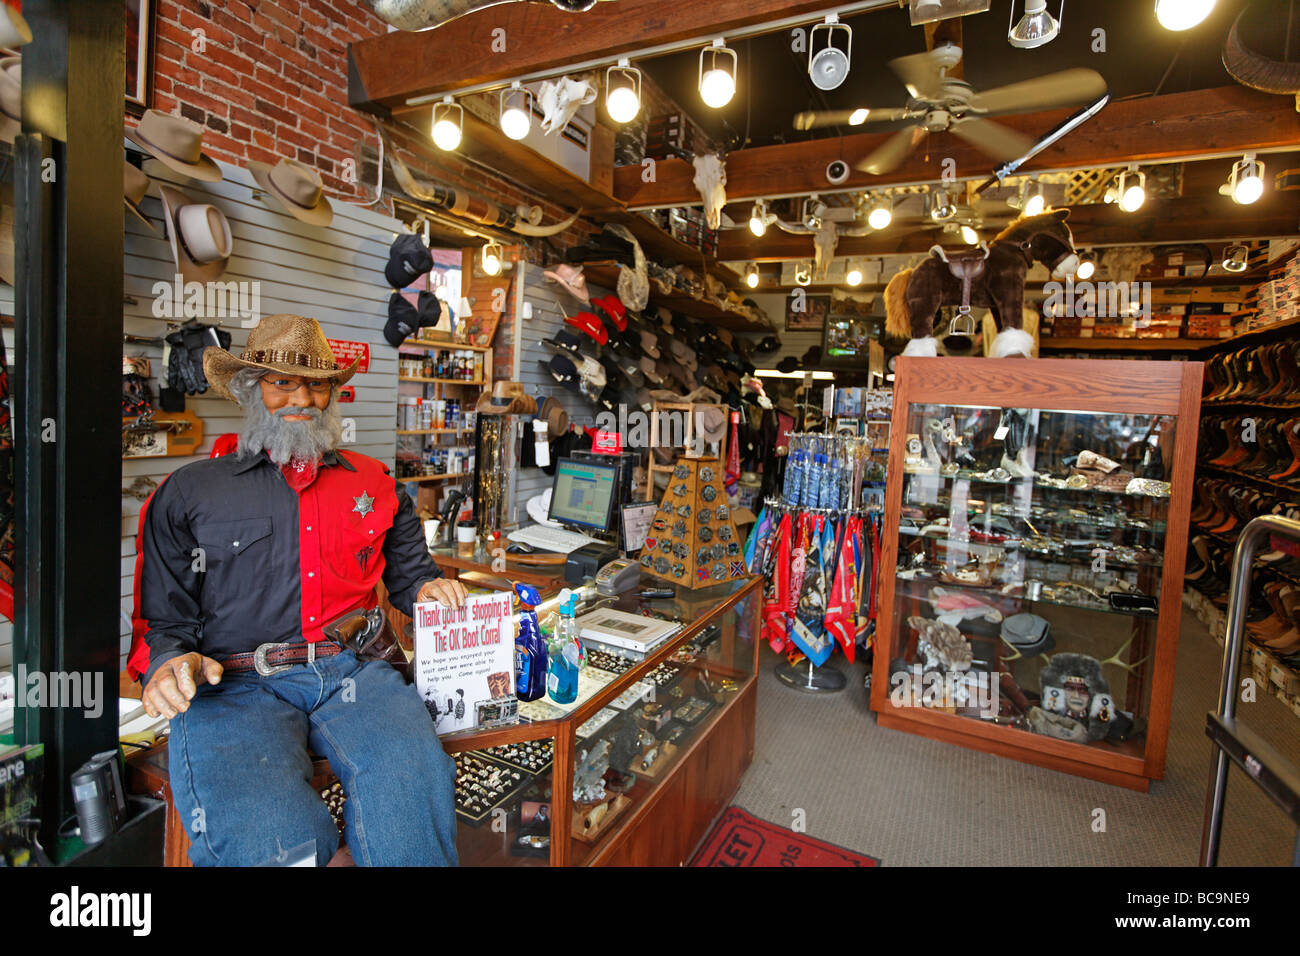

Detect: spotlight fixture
808,14,852,91
745,262,761,289
699,38,737,109
499,82,533,141
606,58,642,124
1075,254,1095,280
1022,179,1046,217
794,262,812,287
431,95,463,151
929,187,957,222
1221,243,1249,273
1117,165,1146,212
749,199,776,237
960,224,979,245
481,240,503,276
844,260,863,287
1155,0,1215,31
848,108,870,126
867,194,893,230
1220,153,1264,205
1008,0,1062,49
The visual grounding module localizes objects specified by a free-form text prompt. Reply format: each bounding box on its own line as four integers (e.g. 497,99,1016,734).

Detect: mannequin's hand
417,577,468,609
142,653,223,720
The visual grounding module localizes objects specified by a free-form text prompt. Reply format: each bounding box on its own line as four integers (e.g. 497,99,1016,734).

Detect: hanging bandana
762,512,793,653
789,513,833,667
824,516,857,663
725,411,741,496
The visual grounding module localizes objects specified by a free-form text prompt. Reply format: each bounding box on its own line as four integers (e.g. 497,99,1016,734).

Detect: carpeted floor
734,605,1297,866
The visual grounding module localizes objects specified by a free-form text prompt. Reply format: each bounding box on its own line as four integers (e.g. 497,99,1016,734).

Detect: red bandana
281,456,319,492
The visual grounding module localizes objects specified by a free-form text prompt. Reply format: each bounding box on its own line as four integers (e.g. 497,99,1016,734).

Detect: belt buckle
253,642,294,677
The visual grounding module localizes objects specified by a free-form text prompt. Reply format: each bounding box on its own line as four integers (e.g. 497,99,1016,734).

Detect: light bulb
868,205,891,230
432,97,462,151
1155,0,1215,31
1023,187,1045,217
845,266,863,287
700,68,735,108
607,85,639,123
1234,171,1263,205
961,225,979,245
745,264,760,289
482,242,502,276
749,201,768,237
848,108,869,126
501,106,530,140
1120,183,1145,212
1076,258,1095,280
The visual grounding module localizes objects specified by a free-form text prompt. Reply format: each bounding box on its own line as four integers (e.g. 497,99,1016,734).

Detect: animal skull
692,154,727,231
538,76,597,136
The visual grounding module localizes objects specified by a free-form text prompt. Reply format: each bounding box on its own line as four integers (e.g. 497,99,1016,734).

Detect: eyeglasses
263,376,333,394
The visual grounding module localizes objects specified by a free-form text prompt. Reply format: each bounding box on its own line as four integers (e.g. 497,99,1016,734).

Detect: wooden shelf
400,339,493,353
397,473,471,484
396,429,472,436
398,376,486,385
581,261,769,333
1040,337,1204,352
603,210,742,291
1190,315,1300,352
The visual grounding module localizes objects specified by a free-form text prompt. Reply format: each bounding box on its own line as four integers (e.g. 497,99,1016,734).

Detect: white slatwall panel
513,262,618,512
113,156,404,666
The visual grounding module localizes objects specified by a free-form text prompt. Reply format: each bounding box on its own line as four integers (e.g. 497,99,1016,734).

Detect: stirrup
941,309,977,353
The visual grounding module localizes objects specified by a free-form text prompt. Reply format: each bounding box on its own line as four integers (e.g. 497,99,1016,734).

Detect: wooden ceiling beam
616,86,1300,207
348,0,893,113
718,190,1300,260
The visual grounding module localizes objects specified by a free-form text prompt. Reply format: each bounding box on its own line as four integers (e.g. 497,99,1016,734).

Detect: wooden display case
869,357,1202,791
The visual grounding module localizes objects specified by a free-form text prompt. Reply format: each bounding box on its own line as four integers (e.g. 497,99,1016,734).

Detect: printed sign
326,339,370,374
412,591,515,736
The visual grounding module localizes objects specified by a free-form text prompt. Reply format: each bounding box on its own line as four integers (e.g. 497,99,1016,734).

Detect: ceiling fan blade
967,68,1108,116
854,125,927,175
948,116,1034,161
793,106,916,131
888,50,947,101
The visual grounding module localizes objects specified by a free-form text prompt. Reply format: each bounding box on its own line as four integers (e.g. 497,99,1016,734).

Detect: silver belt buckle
253,641,294,677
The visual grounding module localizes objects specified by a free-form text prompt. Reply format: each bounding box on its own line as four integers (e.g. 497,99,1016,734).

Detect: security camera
826,159,850,185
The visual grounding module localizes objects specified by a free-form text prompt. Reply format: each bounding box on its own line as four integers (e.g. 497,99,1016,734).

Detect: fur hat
1038,652,1112,741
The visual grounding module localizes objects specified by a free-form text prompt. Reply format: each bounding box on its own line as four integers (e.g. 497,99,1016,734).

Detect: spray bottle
513,582,547,702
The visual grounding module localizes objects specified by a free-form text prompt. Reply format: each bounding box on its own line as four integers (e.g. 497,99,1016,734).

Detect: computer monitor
548,458,618,534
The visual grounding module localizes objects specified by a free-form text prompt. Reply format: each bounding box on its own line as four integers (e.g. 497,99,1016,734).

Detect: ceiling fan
792,44,1107,175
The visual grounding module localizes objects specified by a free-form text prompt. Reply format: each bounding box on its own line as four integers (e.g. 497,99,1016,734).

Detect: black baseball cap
384,290,440,347
384,233,432,289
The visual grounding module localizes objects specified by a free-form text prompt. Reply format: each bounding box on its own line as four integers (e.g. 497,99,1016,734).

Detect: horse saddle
929,244,991,350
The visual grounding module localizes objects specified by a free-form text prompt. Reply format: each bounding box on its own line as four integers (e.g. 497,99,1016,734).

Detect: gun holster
323,606,412,683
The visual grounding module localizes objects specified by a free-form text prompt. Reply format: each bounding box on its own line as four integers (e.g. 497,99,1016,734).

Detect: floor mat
690,806,881,867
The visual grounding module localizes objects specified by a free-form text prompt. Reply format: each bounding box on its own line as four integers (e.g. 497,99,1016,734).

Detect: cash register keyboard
508,524,599,554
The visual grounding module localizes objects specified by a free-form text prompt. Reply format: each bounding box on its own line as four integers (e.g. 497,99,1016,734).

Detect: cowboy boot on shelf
1210,419,1250,469
1267,419,1300,482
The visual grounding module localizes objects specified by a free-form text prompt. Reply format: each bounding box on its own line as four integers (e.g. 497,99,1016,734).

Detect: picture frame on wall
125,0,155,117
785,293,829,332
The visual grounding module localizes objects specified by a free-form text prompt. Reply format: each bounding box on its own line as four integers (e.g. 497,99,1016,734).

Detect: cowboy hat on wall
159,184,233,283
247,157,333,226
126,109,222,182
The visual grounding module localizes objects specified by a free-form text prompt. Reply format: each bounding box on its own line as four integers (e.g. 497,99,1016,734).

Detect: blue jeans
168,647,458,866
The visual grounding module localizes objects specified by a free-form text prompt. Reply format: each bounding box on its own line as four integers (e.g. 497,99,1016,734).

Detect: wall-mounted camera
826,159,850,185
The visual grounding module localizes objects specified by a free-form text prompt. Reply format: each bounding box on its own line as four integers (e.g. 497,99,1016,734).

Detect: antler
1099,633,1149,677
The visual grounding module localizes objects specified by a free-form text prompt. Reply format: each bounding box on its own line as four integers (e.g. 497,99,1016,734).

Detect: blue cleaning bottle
514,583,548,701
546,588,584,704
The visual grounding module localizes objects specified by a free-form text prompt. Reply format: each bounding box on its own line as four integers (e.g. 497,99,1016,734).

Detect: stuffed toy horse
885,210,1079,359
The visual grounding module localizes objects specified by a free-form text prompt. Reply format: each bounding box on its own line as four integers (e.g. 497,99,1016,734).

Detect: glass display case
870,357,1202,791
441,575,761,865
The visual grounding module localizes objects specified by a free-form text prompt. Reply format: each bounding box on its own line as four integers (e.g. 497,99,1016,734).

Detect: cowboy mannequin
129,313,467,866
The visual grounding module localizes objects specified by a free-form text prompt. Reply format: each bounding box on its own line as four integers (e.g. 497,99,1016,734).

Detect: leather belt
221,641,344,677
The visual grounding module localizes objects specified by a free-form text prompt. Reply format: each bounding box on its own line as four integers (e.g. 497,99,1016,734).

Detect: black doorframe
14,0,125,846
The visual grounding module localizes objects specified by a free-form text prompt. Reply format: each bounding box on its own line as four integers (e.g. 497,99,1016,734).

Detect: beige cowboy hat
247,157,333,226
476,379,536,416
0,57,20,144
543,263,590,304
123,163,158,232
126,109,222,182
159,184,232,283
203,313,361,402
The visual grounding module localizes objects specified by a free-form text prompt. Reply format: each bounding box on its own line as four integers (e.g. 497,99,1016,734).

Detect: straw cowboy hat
123,163,157,232
0,57,20,144
247,157,333,226
126,109,222,182
159,184,233,283
203,313,361,402
476,379,536,416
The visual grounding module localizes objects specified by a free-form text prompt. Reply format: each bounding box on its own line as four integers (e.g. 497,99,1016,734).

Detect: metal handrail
1200,514,1300,866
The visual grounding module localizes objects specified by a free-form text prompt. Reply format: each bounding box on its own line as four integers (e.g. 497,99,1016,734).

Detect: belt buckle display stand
1200,514,1300,865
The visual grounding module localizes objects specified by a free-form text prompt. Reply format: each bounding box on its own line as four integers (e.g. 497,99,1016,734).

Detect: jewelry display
454,750,539,826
